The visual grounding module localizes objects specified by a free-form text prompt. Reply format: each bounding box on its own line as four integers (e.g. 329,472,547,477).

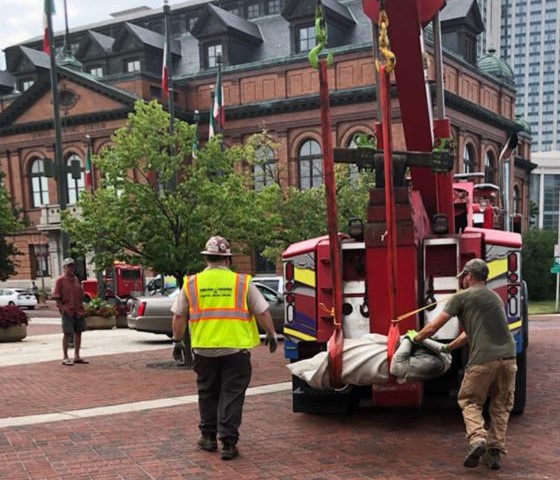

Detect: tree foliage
63,100,270,283
63,101,375,282
0,172,22,280
522,228,557,300
244,133,374,262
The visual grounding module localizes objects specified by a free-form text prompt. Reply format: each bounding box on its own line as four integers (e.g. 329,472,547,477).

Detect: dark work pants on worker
194,351,252,445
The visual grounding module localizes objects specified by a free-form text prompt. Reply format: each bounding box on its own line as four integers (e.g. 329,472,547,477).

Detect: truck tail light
137,301,147,317
285,261,294,281
507,252,518,273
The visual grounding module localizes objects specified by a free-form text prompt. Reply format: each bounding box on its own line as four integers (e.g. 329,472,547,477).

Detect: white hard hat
201,236,232,256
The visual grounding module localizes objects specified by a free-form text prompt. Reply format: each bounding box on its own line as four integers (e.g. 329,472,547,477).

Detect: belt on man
500,356,515,360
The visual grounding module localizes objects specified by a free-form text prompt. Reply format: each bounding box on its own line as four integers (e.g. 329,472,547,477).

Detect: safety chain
375,9,396,73
308,0,334,69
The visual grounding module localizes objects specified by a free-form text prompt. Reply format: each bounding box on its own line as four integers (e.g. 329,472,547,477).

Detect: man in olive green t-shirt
412,258,517,471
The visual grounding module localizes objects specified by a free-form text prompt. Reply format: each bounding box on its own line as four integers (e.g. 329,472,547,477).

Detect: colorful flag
208,67,225,139
85,138,92,191
43,0,55,55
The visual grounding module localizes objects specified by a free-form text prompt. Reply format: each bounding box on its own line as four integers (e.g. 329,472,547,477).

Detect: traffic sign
551,264,560,274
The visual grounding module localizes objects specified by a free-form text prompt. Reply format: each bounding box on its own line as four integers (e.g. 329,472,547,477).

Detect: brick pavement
0,317,558,479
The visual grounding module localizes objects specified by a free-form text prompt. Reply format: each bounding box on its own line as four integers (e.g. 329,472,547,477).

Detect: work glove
173,338,194,369
265,333,278,353
172,340,185,360
405,329,419,344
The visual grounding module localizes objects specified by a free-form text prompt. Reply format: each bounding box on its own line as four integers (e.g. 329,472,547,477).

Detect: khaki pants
458,358,517,453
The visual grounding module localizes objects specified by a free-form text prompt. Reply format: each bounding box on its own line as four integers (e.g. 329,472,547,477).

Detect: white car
252,275,284,294
0,288,37,309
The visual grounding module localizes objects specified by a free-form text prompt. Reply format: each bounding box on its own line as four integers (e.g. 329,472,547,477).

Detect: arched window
253,146,277,190
463,144,475,173
485,151,496,184
66,153,85,204
513,185,521,214
298,139,323,189
30,158,49,207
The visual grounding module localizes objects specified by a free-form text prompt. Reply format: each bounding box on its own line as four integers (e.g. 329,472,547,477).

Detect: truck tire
512,347,526,415
521,280,529,348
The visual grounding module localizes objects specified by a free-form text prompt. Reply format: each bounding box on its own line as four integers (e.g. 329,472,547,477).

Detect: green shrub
522,229,557,300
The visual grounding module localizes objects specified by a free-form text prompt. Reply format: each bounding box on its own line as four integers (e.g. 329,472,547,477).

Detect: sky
0,0,168,70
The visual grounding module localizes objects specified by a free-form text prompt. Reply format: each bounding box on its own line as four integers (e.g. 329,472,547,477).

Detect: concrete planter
0,324,27,342
86,315,116,330
116,316,128,328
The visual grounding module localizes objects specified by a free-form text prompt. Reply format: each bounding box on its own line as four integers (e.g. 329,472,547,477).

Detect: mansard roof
441,0,484,34
282,0,355,26
113,22,181,54
0,71,16,94
191,4,263,44
15,46,51,70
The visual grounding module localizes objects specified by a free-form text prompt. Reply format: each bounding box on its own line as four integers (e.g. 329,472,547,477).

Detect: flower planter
86,315,116,330
0,324,27,342
116,316,128,328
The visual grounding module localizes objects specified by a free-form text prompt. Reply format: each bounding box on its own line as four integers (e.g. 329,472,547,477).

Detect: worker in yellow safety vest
171,235,277,461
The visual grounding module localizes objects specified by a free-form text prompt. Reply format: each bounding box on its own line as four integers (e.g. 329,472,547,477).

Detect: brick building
0,0,534,288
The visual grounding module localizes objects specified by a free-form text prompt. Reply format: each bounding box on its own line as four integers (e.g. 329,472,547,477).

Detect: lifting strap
309,0,344,389
376,9,400,370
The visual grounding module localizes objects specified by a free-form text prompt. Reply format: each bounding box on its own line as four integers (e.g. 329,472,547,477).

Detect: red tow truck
82,262,145,302
282,0,528,414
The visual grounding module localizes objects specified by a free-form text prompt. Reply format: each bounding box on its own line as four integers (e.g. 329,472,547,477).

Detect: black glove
172,340,186,363
265,333,278,353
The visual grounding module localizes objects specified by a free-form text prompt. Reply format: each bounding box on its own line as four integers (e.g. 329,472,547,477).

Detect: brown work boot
485,448,501,470
221,442,239,460
196,435,217,452
463,441,487,468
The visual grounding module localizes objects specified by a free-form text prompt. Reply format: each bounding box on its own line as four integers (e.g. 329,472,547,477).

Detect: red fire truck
82,262,145,302
282,0,528,414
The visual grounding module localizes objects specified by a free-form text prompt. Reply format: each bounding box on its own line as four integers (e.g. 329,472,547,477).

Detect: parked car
127,288,180,336
253,275,284,294
127,282,284,336
0,288,38,309
253,282,284,334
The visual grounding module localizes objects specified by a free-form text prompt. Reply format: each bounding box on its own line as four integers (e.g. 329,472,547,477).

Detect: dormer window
21,79,34,91
247,3,261,19
125,58,141,72
192,3,263,69
89,65,104,77
268,0,281,15
297,25,316,53
206,43,222,69
283,0,355,55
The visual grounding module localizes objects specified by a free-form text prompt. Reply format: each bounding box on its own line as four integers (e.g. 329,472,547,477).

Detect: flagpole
193,109,200,159
85,134,93,192
216,53,223,135
46,0,70,261
163,0,175,140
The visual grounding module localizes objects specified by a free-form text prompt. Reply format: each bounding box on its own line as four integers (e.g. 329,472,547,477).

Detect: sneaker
463,441,487,468
196,435,217,452
221,443,239,461
485,448,501,470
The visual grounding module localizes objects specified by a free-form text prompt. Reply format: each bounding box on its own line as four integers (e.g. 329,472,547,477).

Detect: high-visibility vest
185,269,260,349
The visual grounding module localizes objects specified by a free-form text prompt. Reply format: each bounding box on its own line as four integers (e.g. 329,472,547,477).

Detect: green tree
63,100,269,284
0,172,22,280
245,133,374,263
522,228,557,300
